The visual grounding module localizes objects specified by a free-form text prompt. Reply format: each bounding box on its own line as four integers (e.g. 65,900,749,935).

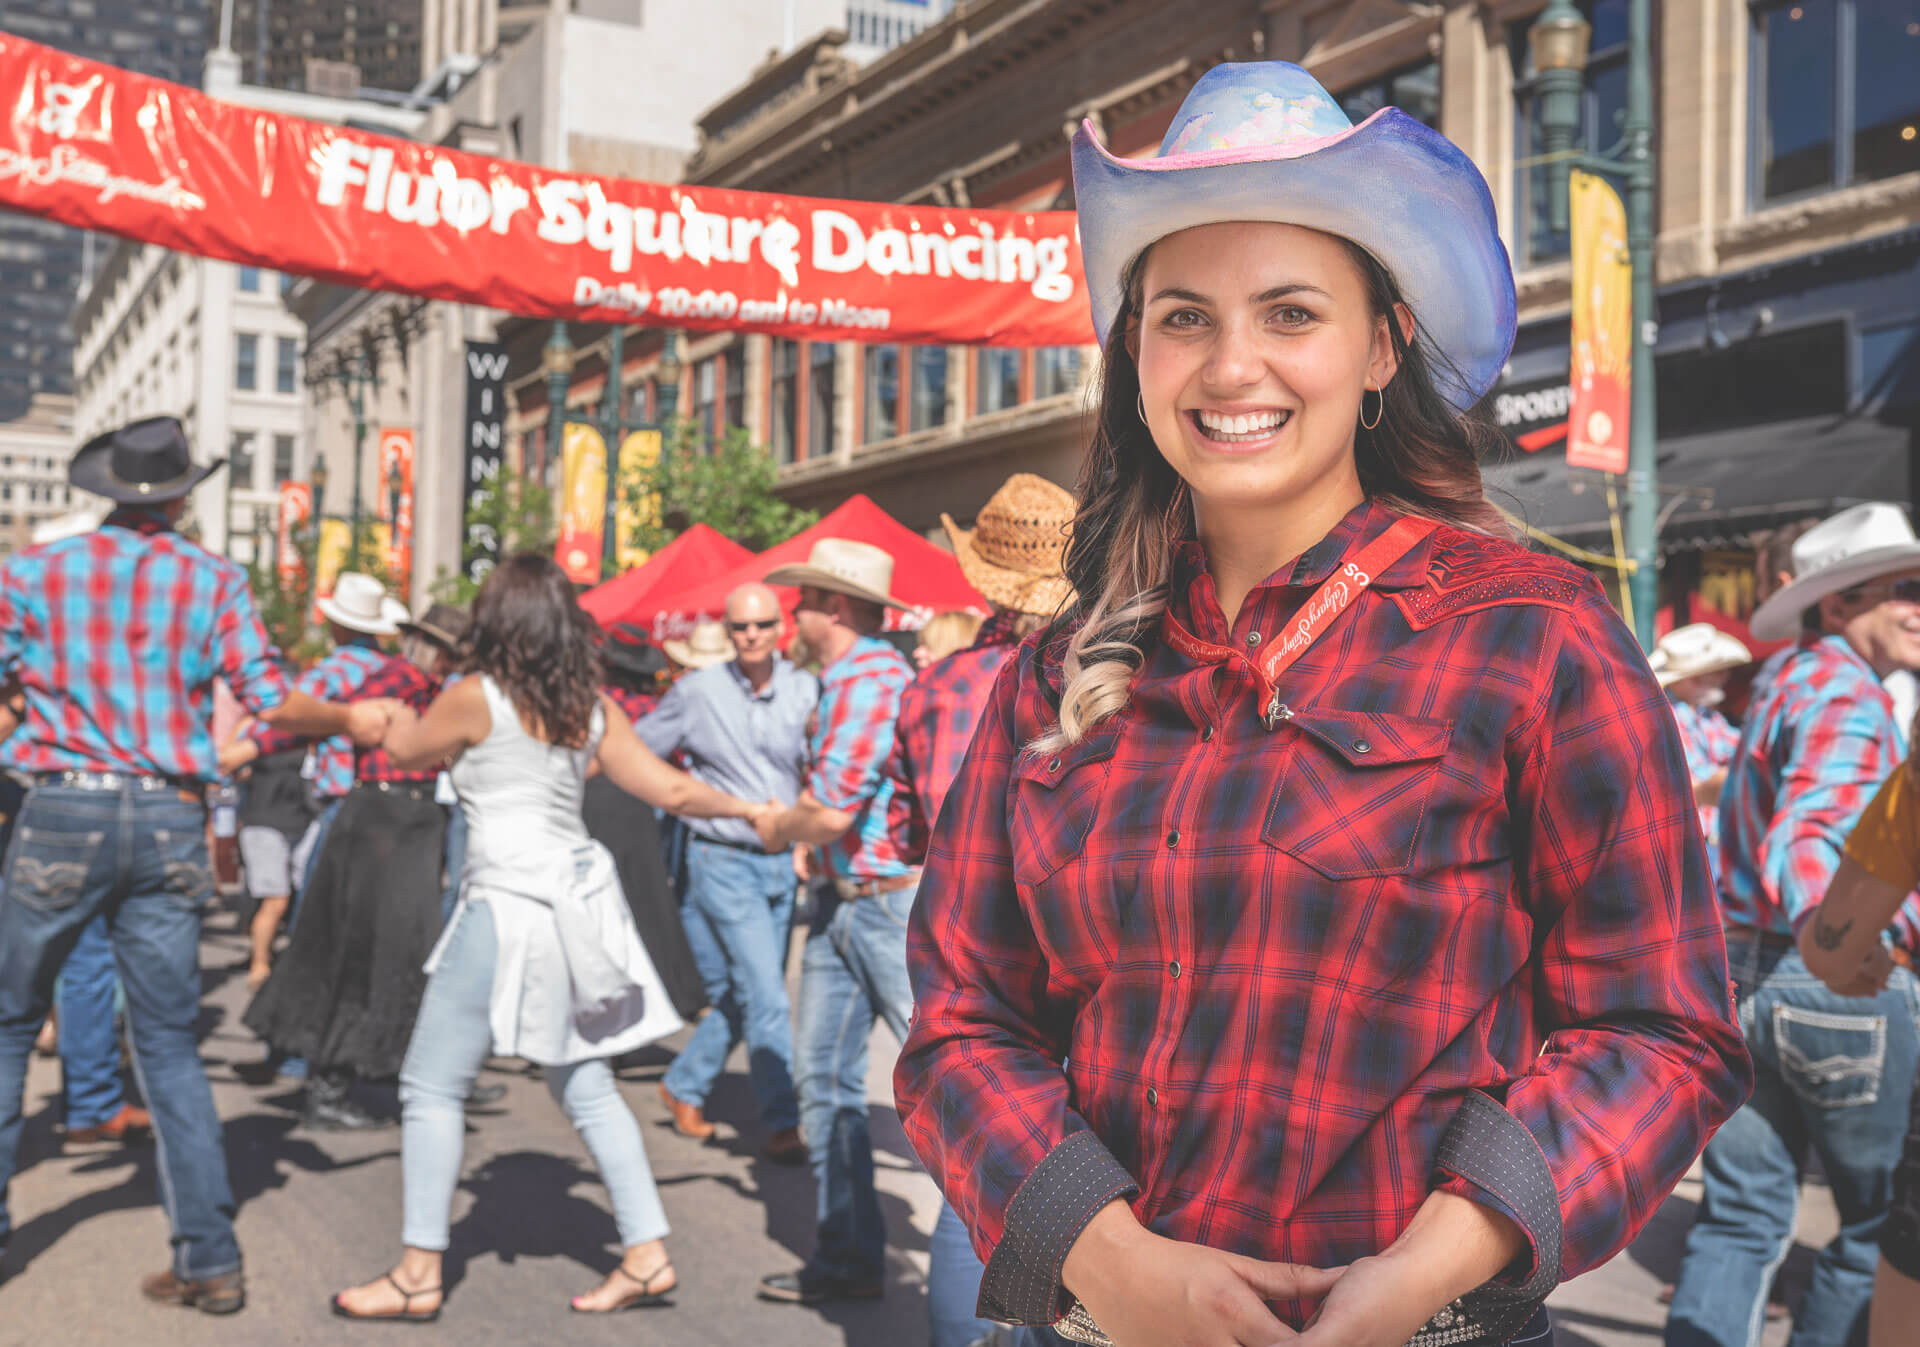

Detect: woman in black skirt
591,626,706,1022
243,620,459,1130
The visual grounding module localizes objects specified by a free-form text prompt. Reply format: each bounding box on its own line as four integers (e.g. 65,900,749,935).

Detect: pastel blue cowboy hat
1071,62,1517,412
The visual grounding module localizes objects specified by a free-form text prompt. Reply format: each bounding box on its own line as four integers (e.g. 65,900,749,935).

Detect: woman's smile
1186,405,1294,452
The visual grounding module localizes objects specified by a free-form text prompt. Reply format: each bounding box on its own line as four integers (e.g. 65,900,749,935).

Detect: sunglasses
1840,577,1920,605
728,619,779,633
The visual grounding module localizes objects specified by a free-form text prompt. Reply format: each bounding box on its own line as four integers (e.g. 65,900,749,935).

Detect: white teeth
1195,409,1287,440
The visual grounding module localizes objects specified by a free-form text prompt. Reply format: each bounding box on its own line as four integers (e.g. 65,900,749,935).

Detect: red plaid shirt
351,655,441,785
602,685,659,722
895,501,1750,1328
885,611,1023,863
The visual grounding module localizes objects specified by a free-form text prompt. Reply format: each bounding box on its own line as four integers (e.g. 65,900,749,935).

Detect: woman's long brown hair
463,553,604,748
1033,238,1509,753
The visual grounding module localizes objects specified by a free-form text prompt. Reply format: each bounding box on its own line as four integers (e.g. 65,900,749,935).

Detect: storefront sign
0,36,1090,347
461,341,508,582
377,428,415,593
1491,379,1572,451
1566,170,1632,474
556,422,608,585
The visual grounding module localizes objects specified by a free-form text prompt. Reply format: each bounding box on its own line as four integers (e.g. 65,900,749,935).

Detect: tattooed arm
1800,857,1902,997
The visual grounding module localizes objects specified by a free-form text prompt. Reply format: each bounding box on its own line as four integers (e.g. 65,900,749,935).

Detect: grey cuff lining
976,1130,1139,1325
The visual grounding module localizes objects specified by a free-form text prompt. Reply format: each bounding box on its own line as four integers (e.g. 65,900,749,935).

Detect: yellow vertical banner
555,422,608,584
314,518,352,598
615,428,663,571
1566,170,1632,474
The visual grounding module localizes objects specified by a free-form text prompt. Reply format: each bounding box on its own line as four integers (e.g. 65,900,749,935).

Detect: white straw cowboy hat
764,538,911,612
1650,623,1753,688
663,617,736,670
316,572,408,637
1749,502,1920,642
1071,61,1516,412
942,474,1077,618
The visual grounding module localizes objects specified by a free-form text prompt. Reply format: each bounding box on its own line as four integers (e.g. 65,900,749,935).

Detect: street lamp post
343,348,376,549
543,321,574,490
598,324,626,578
1530,0,1659,651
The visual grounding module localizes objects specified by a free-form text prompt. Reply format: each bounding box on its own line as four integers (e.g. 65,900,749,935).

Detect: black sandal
569,1261,676,1313
330,1272,443,1323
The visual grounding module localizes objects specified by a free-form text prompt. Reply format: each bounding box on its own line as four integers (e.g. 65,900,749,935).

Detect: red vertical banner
275,482,312,586
1565,170,1632,475
378,428,415,593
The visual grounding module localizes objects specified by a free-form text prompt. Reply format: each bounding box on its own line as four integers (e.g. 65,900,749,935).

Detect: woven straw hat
942,474,1077,618
663,618,736,670
1649,623,1751,688
764,538,911,611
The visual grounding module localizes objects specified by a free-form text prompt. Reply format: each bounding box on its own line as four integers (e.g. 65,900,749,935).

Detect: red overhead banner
0,36,1092,347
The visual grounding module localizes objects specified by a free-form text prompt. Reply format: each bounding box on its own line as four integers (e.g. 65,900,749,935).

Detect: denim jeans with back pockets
1666,932,1920,1347
0,784,241,1279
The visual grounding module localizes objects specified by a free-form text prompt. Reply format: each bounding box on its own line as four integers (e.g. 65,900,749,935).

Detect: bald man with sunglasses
638,582,817,1161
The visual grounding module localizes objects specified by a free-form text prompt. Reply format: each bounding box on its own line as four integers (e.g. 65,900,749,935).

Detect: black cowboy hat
69,416,222,506
603,623,670,680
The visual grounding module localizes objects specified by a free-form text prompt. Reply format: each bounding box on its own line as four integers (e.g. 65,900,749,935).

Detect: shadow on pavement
441,1149,627,1297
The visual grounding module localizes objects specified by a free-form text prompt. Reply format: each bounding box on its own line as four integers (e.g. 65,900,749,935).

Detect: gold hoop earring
1137,391,1149,424
1359,387,1383,431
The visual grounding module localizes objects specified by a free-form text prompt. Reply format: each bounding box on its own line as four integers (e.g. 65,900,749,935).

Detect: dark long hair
1035,237,1509,752
464,553,604,748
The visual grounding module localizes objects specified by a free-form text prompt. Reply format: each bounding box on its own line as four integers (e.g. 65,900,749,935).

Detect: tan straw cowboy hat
663,617,736,670
316,572,408,637
942,474,1077,618
1649,623,1752,688
764,538,911,611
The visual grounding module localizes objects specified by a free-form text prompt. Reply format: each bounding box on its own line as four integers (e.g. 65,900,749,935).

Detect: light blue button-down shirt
636,656,818,848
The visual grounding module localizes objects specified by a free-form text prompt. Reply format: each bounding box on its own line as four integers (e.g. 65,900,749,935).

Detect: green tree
429,463,556,607
246,530,320,662
619,419,818,563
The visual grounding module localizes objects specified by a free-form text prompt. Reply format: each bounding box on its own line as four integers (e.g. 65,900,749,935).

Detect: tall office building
208,1,426,96
0,0,210,421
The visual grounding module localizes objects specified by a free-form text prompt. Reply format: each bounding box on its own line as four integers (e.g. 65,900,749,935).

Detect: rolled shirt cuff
976,1129,1140,1325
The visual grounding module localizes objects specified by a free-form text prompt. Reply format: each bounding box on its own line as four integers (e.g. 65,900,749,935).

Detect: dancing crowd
4,57,1920,1347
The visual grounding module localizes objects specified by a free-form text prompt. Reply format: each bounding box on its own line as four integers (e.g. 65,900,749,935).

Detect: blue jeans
398,899,669,1251
1667,934,1920,1347
56,911,124,1129
661,839,799,1129
0,784,240,1278
931,1199,996,1347
439,805,466,928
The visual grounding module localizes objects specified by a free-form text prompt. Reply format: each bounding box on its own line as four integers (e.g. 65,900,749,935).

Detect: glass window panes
273,434,296,483
977,349,1021,414
909,347,948,432
229,431,256,487
234,333,257,391
809,343,837,457
864,346,900,443
771,339,800,464
1753,0,1920,201
723,351,746,432
275,336,298,395
1337,60,1440,128
695,358,719,449
1035,347,1083,400
1758,0,1838,200
237,266,260,292
1851,0,1920,185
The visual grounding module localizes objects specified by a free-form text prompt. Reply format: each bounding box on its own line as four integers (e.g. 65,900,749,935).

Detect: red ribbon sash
1162,514,1436,727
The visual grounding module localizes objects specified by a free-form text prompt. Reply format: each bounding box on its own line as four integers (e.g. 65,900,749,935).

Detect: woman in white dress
331,554,774,1322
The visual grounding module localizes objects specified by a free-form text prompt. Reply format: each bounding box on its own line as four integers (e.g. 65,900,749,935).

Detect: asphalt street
0,906,1827,1347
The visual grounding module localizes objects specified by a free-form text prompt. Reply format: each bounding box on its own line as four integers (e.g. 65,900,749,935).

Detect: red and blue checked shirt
1672,698,1741,884
251,638,387,799
812,634,916,881
0,510,288,782
351,655,442,784
602,685,659,722
885,610,1023,864
895,501,1750,1328
1718,633,1920,948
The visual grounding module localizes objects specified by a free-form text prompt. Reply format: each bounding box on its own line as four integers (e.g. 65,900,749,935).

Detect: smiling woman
893,60,1752,1347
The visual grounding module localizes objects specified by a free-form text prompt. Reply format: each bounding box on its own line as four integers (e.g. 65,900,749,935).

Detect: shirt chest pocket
1261,709,1454,880
1006,732,1121,889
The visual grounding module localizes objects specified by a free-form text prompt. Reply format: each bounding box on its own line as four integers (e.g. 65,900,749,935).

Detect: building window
694,357,719,448
864,346,900,443
1336,59,1441,128
723,351,746,433
1752,0,1920,204
1035,347,1083,400
238,266,260,292
229,431,256,489
908,347,948,432
770,339,800,464
1509,0,1629,266
977,349,1021,414
279,271,297,297
273,433,296,483
276,336,299,395
234,333,258,391
808,343,837,457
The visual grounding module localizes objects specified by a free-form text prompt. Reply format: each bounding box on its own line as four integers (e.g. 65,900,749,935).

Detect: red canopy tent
578,523,754,632
649,495,989,639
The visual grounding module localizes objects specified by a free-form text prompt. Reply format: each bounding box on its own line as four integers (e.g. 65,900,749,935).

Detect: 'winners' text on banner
0,36,1091,347
461,341,508,584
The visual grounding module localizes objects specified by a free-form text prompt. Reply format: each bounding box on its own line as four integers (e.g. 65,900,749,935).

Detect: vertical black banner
462,341,509,583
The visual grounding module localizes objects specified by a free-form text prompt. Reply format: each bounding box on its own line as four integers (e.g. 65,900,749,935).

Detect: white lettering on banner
1494,384,1571,428
0,144,205,210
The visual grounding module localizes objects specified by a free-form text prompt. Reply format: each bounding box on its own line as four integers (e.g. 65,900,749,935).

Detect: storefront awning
1481,414,1916,555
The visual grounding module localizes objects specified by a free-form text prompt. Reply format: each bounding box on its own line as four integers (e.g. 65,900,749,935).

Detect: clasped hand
347,698,406,747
